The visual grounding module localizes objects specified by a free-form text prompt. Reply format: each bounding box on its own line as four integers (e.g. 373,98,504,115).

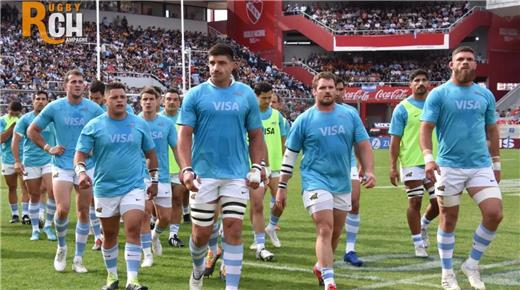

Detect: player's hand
494,170,501,184
276,188,287,210
425,161,440,183
389,167,400,187
48,145,65,155
14,161,25,175
362,171,376,188
181,171,200,192
78,172,92,189
147,183,158,200
246,166,261,190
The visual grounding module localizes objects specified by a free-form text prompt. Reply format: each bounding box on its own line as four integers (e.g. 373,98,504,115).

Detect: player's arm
0,122,15,143
356,140,376,188
420,121,439,182
276,147,299,209
247,127,264,189
11,132,24,174
144,149,159,200
177,125,198,191
486,124,501,183
28,123,64,155
74,150,92,189
389,135,401,186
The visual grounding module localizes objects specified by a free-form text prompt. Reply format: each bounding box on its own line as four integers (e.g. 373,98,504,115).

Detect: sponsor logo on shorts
406,172,413,177
96,207,102,213
52,171,59,178
190,193,196,199
437,185,445,191
241,189,248,195
309,192,318,201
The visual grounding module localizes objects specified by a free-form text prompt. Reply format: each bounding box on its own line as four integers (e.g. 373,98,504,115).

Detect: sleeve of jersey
421,89,440,124
246,92,263,131
167,120,177,148
388,105,406,137
141,122,156,152
352,113,370,144
177,90,197,127
284,116,303,152
279,112,288,137
14,117,27,138
484,90,496,125
33,104,52,130
0,119,4,133
76,122,95,154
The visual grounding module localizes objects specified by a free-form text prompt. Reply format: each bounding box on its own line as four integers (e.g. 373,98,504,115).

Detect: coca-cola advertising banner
343,87,411,103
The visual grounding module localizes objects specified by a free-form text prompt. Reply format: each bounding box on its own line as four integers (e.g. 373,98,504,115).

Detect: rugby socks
345,213,360,253
412,234,424,248
467,224,496,267
322,267,335,288
209,221,220,254
102,244,118,277
169,224,180,238
29,202,40,232
125,242,141,285
75,222,90,258
10,203,18,217
437,228,455,275
189,237,207,278
266,214,279,231
254,232,265,251
223,242,244,290
55,217,69,248
22,202,29,216
90,206,103,240
45,199,56,227
152,225,166,240
141,232,152,256
421,215,431,230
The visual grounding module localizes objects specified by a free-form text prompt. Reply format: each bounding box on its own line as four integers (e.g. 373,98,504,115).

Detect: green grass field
1,150,519,290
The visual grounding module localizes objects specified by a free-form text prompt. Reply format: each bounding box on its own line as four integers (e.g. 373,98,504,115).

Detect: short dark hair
336,77,345,87
89,80,105,94
104,82,126,95
9,101,23,112
254,82,273,96
312,72,336,89
152,86,163,96
409,69,429,82
140,86,160,99
34,90,48,99
165,88,180,95
64,69,83,84
452,46,475,58
208,43,234,60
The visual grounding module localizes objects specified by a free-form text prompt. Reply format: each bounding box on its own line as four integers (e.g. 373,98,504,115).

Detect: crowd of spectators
298,52,451,85
497,105,520,125
284,1,471,34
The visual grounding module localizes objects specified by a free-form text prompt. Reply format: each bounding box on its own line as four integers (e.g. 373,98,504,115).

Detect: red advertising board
334,33,447,51
499,138,520,149
343,86,411,103
227,0,282,65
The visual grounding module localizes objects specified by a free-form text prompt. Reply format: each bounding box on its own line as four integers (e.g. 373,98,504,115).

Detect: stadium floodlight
95,0,100,80
181,0,186,94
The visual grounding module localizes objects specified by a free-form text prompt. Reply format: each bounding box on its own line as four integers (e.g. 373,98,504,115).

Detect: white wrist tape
492,162,501,171
281,149,298,177
247,164,262,184
424,153,435,164
74,163,86,176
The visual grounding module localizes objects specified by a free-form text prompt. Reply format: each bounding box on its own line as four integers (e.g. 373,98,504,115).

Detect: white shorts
189,178,249,204
302,189,351,215
351,166,360,181
170,173,181,185
94,188,146,218
51,166,94,185
144,180,172,208
1,163,15,176
23,164,52,180
435,166,499,196
401,166,430,183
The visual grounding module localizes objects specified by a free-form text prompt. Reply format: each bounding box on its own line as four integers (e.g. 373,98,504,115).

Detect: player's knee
484,208,503,225
437,195,461,208
408,196,422,210
221,196,247,221
222,220,242,242
251,198,263,214
191,202,217,227
317,224,333,239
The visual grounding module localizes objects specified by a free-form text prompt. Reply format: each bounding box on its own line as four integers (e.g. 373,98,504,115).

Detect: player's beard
319,95,334,106
415,85,427,96
454,67,476,84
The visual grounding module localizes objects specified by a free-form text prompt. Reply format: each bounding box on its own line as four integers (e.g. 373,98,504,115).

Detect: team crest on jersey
309,192,318,201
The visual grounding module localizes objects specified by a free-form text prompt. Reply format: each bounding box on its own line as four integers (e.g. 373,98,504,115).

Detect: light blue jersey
421,81,496,168
0,117,16,165
389,96,425,137
15,111,56,167
160,111,179,124
286,104,369,194
76,113,155,198
141,114,177,183
101,103,134,114
33,98,104,170
177,80,263,179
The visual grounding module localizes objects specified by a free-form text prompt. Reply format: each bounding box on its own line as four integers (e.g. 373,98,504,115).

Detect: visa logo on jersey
110,133,134,143
150,131,164,139
64,117,86,126
456,100,481,110
319,125,345,136
213,102,239,111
